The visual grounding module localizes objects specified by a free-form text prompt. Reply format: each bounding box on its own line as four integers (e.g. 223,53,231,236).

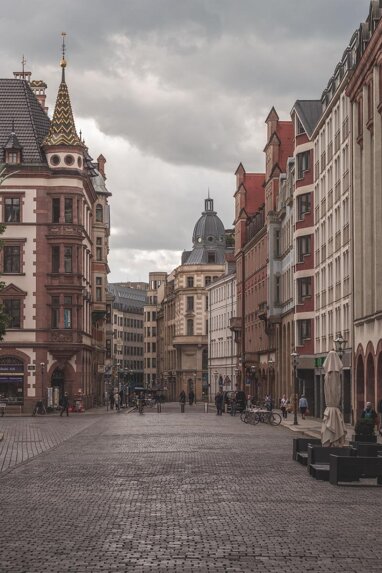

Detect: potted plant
353,419,377,443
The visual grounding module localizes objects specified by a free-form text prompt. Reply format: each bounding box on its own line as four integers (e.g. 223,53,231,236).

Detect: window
298,277,312,302
96,277,102,302
275,276,280,304
297,235,311,262
64,296,72,329
296,117,305,135
51,296,59,328
187,276,194,288
298,319,311,344
64,247,72,273
4,197,20,222
96,237,102,261
6,151,19,164
64,198,73,223
96,204,103,222
186,296,194,312
207,252,216,263
52,246,60,273
275,230,280,257
187,319,194,336
52,198,60,223
297,151,309,179
297,193,311,219
4,299,21,328
205,276,211,286
3,246,20,273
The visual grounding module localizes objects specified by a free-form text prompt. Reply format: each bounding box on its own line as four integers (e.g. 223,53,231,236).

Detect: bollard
181,403,185,413
157,402,161,413
204,402,208,413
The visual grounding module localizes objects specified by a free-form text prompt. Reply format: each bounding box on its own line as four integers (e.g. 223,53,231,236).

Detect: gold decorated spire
43,33,82,147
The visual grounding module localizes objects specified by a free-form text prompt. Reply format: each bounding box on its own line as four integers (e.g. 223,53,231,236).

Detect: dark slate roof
293,100,322,137
107,284,147,311
4,131,23,150
0,79,50,163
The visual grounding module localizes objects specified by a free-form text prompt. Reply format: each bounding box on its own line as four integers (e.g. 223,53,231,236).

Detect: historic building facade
143,272,167,388
206,256,236,398
156,197,231,401
290,100,321,412
312,40,355,421
0,55,111,412
347,2,382,418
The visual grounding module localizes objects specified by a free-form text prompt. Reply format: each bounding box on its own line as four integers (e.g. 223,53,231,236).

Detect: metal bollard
204,402,208,413
157,402,161,413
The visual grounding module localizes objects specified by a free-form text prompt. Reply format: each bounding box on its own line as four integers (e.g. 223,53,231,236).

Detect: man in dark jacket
60,392,70,417
188,390,195,405
179,390,186,413
215,389,224,416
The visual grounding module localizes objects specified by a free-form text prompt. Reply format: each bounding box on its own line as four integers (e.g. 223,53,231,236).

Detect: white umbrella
321,350,347,447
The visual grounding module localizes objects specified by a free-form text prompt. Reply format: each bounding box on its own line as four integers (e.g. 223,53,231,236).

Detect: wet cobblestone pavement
0,404,381,572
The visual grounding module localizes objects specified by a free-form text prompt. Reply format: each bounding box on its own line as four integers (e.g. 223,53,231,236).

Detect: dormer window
6,151,20,164
96,204,103,222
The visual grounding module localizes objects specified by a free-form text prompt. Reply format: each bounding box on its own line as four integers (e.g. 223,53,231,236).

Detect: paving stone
0,404,381,572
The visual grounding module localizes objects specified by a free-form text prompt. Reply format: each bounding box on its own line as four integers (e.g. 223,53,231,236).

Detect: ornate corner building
0,54,111,412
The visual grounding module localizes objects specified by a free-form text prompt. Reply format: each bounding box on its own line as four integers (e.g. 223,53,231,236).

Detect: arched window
95,204,103,222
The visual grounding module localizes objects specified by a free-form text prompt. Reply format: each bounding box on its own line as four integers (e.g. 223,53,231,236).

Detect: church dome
183,197,227,265
192,198,226,246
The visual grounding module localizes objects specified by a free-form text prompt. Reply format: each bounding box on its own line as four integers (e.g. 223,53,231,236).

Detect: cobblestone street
0,404,381,572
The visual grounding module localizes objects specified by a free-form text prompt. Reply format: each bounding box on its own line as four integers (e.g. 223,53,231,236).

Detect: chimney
30,80,49,114
97,154,107,179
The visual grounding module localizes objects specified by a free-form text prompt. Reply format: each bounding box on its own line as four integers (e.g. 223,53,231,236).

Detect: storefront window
0,357,24,404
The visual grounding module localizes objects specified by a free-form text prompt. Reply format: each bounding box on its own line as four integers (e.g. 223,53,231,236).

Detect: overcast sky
0,0,370,282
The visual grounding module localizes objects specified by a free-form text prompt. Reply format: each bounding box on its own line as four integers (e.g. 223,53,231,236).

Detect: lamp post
334,332,347,415
267,358,274,397
250,365,257,403
40,362,45,405
291,351,299,426
214,370,218,397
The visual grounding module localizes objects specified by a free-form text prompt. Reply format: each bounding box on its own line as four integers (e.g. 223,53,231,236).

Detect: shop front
0,357,24,405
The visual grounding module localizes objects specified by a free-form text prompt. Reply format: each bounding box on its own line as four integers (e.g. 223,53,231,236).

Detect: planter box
352,434,377,443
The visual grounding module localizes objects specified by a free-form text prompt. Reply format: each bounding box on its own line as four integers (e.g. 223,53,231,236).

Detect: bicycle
253,410,282,426
144,398,155,408
32,400,47,416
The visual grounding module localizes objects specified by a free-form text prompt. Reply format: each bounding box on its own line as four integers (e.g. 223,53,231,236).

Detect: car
223,390,247,413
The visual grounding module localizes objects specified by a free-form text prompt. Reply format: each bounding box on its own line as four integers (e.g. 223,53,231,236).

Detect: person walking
230,390,237,416
280,394,288,419
109,391,115,410
188,389,195,406
179,390,186,413
215,389,224,416
60,392,70,417
361,401,378,432
114,390,120,412
299,394,308,420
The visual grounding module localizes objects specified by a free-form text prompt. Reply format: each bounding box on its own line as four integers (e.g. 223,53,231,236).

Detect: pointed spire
43,33,82,147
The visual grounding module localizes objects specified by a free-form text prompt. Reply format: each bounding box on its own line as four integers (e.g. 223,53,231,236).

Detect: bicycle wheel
269,412,282,426
240,411,248,423
251,412,260,425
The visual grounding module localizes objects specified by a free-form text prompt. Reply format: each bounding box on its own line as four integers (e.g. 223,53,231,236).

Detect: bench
307,446,353,480
293,438,321,465
329,455,382,485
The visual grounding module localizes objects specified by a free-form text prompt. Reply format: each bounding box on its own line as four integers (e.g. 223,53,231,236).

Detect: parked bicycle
32,400,47,416
240,407,281,426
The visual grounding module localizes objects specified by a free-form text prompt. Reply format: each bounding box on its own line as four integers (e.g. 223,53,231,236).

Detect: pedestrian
109,391,115,410
60,392,69,417
179,390,186,413
119,388,124,408
280,394,288,419
299,394,308,420
215,389,224,416
230,390,237,416
264,394,273,411
361,401,378,432
114,390,120,412
188,389,195,406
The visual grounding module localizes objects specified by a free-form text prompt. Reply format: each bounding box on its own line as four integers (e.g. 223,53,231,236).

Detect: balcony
229,316,242,333
172,334,207,347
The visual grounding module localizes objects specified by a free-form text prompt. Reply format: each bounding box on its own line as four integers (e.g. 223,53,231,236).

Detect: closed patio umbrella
321,350,347,447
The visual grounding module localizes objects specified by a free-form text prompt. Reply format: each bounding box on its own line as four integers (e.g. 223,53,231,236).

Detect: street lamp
291,351,299,426
334,332,347,414
214,370,218,396
40,362,45,404
267,358,274,396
